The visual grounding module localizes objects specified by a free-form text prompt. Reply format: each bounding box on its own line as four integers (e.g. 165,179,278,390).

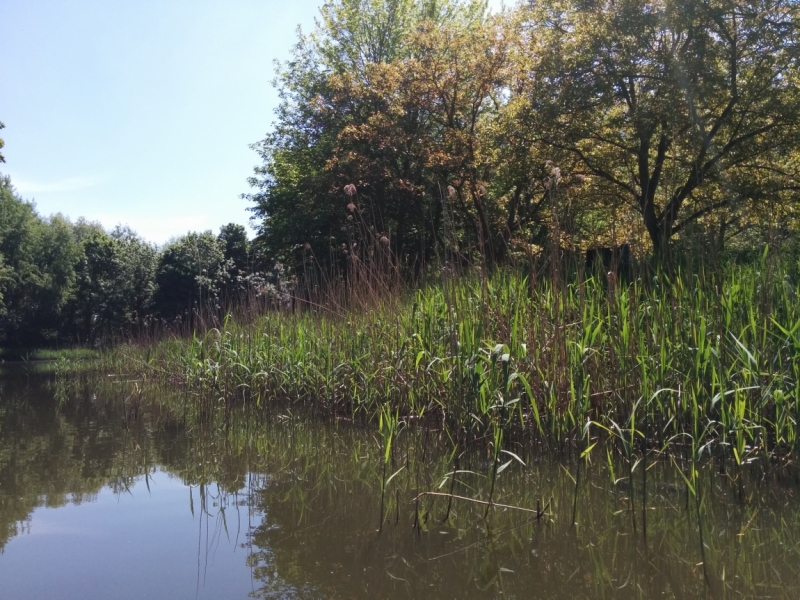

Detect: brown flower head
344,183,357,196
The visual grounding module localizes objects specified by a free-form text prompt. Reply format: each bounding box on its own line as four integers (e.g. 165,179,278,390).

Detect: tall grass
105,247,800,480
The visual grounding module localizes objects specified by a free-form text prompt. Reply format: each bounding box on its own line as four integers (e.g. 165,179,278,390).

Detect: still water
1,364,799,599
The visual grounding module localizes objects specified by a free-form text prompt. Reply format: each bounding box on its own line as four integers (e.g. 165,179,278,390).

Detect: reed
105,249,800,483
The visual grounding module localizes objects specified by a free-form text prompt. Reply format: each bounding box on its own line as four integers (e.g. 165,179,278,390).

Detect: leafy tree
0,178,80,346
514,0,800,254
65,223,156,344
218,223,250,277
0,120,5,163
246,0,491,270
324,18,513,262
110,226,158,325
152,232,231,319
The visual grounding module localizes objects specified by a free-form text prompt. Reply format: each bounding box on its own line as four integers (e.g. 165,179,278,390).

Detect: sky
0,0,504,244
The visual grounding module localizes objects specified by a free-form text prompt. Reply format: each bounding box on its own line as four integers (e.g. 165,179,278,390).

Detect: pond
0,364,798,598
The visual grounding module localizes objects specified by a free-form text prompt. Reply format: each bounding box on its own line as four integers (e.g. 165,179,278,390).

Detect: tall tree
246,0,490,270
0,177,80,346
152,232,230,319
514,0,800,254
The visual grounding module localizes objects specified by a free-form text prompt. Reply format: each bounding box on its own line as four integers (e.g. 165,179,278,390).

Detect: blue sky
1,0,504,244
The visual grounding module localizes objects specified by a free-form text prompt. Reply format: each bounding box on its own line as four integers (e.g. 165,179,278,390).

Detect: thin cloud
15,176,104,193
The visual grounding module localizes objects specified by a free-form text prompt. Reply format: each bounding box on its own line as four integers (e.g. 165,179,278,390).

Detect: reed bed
106,252,800,479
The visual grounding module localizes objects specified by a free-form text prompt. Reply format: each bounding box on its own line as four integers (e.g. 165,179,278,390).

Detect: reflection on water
1,364,799,598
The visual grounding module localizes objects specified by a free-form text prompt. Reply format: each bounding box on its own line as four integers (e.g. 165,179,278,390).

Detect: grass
0,347,99,362
105,249,800,481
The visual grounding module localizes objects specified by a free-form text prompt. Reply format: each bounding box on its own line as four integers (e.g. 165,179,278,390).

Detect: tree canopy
247,0,800,266
0,175,262,349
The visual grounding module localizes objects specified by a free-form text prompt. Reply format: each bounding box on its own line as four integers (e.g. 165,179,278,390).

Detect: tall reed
106,250,800,485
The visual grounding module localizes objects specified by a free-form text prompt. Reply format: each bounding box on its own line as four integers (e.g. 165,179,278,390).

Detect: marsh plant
107,244,800,502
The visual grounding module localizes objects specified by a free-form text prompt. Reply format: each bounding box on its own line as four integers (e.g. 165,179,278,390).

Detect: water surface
1,365,799,598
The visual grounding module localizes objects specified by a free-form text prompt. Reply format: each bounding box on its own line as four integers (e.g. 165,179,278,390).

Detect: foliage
0,177,80,345
151,231,232,319
114,253,800,481
0,173,257,347
245,0,497,269
514,0,800,254
247,0,800,266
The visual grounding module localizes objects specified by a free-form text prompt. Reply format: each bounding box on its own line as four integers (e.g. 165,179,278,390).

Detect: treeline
2,0,799,346
0,176,270,349
247,0,800,270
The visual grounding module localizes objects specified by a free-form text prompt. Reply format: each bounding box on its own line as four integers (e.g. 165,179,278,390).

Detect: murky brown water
1,364,799,599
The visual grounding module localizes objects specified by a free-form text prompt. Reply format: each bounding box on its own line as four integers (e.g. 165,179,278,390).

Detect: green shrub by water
108,257,800,472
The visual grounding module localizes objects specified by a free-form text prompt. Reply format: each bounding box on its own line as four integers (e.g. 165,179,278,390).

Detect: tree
325,18,514,262
218,224,250,275
152,232,230,319
0,120,5,163
69,223,117,343
0,177,80,346
110,226,158,325
246,0,491,270
515,0,800,255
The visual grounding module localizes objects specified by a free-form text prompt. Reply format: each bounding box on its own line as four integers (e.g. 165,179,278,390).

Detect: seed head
344,183,357,196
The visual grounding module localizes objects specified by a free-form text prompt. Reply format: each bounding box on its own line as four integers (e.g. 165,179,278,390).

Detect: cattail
344,183,357,196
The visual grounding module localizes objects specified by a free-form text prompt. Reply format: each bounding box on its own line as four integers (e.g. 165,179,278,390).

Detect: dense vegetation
112,257,800,468
248,0,800,270
0,176,265,350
